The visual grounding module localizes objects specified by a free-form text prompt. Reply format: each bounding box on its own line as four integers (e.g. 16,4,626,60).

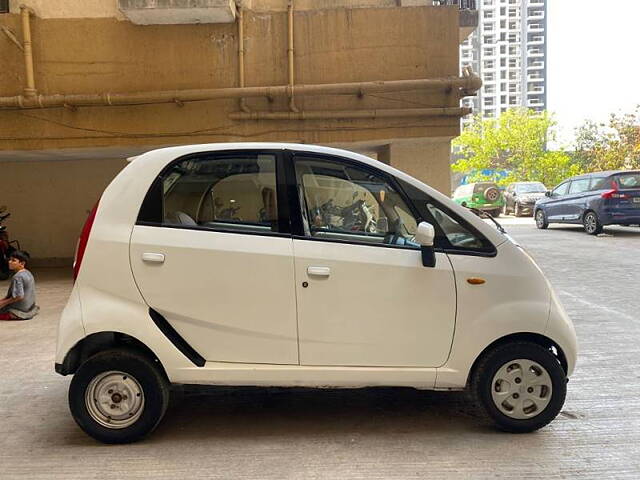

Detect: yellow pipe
20,5,36,98
237,6,249,113
287,0,298,112
0,74,482,110
229,107,472,120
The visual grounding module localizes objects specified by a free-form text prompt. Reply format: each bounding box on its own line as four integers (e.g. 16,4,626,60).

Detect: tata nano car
56,143,577,443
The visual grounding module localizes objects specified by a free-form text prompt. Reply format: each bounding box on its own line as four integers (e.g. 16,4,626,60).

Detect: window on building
483,23,494,33
484,10,494,19
500,20,506,29
500,58,506,67
484,47,494,57
0,0,8,13
509,96,517,105
509,58,518,68
484,72,495,82
485,84,496,94
500,71,507,79
500,95,507,104
484,60,495,69
509,45,518,55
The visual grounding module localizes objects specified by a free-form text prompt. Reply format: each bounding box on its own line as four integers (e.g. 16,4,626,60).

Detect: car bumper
599,208,640,225
516,202,537,215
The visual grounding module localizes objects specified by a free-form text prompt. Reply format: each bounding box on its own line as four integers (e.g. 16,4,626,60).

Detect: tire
535,209,548,229
491,208,501,218
583,211,603,235
484,187,500,203
69,349,170,444
471,342,567,433
514,203,522,217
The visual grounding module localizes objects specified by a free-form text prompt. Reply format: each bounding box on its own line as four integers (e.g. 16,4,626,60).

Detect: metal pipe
237,6,249,113
20,5,36,97
0,74,481,110
229,107,472,120
287,0,298,112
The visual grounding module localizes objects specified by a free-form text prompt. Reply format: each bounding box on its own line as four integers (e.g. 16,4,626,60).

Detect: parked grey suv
534,170,640,234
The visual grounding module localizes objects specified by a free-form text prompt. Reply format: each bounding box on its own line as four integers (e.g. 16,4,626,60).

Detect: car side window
552,182,570,196
398,179,496,254
568,178,590,194
294,157,419,248
145,153,280,234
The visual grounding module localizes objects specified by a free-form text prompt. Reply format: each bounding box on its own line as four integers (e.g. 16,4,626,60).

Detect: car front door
129,151,299,365
289,154,456,367
545,181,571,221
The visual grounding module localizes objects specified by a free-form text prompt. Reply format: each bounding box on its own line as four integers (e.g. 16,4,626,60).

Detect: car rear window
613,173,640,189
473,183,497,194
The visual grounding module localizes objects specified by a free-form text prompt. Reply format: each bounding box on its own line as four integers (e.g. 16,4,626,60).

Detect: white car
56,143,577,443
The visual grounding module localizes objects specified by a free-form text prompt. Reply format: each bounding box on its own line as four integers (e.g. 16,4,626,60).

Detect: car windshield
614,173,640,189
515,183,546,193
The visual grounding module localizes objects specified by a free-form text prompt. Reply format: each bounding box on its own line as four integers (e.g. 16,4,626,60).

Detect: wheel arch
55,331,169,382
466,332,569,387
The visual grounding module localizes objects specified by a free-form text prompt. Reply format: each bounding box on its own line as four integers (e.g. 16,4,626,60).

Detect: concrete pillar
382,138,453,195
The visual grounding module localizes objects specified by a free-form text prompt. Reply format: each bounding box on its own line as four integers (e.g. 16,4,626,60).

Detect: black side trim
149,308,206,367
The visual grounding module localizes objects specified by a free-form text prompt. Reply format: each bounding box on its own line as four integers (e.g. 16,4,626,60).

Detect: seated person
0,250,39,321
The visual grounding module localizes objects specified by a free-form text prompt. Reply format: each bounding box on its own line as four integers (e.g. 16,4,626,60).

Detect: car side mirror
512,191,517,197
545,191,551,197
415,222,436,268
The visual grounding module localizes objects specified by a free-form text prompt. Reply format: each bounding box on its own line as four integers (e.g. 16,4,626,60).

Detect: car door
564,178,592,222
289,154,456,367
545,181,571,221
129,150,299,365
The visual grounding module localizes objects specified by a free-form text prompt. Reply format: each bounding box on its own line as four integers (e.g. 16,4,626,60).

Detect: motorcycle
0,206,21,281
311,196,377,233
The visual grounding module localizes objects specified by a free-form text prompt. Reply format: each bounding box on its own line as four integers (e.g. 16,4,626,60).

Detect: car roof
571,170,640,180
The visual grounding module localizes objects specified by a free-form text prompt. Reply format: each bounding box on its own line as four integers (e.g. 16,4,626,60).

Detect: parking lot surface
1,218,639,479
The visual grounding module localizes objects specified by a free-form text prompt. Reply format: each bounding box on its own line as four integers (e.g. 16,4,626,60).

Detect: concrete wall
0,158,127,264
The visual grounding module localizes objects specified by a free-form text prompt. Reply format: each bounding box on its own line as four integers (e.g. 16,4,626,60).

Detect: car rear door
129,150,299,365
564,178,592,222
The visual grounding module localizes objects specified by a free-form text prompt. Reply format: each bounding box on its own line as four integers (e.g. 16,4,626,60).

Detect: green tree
573,106,640,171
453,108,582,188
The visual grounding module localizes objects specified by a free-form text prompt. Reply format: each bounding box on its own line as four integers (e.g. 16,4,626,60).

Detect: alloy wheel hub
490,359,552,420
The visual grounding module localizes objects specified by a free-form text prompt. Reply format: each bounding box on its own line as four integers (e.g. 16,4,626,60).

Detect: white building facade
460,0,547,125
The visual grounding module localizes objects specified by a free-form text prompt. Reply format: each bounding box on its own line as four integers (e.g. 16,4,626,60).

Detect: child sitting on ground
0,250,39,321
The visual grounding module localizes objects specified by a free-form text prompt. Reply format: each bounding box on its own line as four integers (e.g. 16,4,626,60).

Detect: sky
547,0,640,148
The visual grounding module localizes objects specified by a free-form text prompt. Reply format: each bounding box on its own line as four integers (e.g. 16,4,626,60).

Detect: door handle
142,253,165,263
307,266,330,277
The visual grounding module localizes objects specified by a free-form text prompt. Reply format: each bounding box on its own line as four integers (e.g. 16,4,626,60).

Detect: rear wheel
535,209,548,229
471,342,567,433
583,211,603,235
69,349,170,444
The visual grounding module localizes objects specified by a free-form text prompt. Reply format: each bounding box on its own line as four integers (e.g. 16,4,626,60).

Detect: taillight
601,189,629,200
73,202,99,281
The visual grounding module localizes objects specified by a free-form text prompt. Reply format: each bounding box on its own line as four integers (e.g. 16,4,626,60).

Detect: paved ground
1,218,640,479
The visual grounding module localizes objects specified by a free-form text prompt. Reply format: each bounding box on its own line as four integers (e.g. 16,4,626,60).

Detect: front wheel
583,211,603,235
471,342,567,433
535,209,548,229
69,349,170,444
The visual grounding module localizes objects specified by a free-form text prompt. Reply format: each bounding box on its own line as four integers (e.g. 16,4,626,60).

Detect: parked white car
56,143,577,443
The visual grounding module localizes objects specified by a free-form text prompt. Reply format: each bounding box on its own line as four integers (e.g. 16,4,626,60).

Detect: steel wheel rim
85,371,145,429
536,211,544,227
490,359,553,420
585,213,597,233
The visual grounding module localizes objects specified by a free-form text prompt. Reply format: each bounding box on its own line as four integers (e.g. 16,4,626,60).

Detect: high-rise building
460,0,547,126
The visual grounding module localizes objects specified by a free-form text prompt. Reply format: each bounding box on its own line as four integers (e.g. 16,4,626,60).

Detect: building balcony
528,34,544,44
527,61,545,69
118,0,236,25
431,0,479,42
528,23,545,33
527,49,544,57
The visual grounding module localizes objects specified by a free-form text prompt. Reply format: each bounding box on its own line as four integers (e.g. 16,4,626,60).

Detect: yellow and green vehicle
452,182,504,217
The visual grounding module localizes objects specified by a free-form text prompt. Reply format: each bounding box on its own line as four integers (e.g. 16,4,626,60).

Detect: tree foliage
453,108,581,188
573,106,640,171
